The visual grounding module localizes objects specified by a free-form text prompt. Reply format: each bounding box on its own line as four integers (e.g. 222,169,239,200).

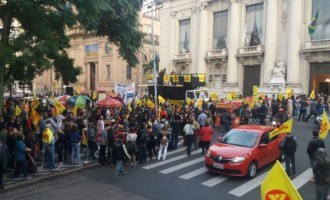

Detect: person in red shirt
199,120,214,155
159,107,168,120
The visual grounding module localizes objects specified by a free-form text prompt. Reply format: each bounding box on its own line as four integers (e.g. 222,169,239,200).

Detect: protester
112,134,130,179
280,133,298,178
158,123,169,161
126,126,138,167
307,130,325,169
14,133,32,181
313,148,330,200
183,119,195,156
70,124,81,165
0,138,8,190
199,120,214,155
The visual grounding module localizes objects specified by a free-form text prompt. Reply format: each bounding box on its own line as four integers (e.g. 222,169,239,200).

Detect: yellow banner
158,95,166,104
261,160,302,200
184,75,191,83
54,99,66,116
171,75,179,83
30,108,41,127
163,74,170,83
269,119,293,139
310,89,315,100
32,95,39,109
278,92,283,102
286,88,292,99
15,105,21,116
198,74,205,82
146,99,155,108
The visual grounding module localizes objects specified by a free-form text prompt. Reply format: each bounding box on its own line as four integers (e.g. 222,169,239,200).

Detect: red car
205,125,286,178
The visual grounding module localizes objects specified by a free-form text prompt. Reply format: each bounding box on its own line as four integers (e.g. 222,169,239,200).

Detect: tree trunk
0,11,13,115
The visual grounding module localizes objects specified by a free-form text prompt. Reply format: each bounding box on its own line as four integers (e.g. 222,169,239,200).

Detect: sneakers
24,176,33,181
13,177,24,181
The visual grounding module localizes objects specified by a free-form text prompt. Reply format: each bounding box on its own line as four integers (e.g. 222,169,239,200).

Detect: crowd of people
0,91,329,196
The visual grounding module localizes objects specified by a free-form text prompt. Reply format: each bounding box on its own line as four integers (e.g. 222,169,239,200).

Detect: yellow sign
184,75,191,83
171,75,179,83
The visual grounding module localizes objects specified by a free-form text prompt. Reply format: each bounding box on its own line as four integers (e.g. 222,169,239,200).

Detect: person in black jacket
307,130,325,169
0,138,9,190
112,134,130,179
313,148,330,200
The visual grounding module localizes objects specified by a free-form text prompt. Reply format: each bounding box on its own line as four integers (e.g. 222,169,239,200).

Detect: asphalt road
0,118,328,200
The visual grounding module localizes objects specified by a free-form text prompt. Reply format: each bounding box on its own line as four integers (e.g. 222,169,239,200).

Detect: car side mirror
259,143,267,148
217,137,222,142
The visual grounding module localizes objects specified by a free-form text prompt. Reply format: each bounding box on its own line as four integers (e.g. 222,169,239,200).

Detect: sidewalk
2,159,100,192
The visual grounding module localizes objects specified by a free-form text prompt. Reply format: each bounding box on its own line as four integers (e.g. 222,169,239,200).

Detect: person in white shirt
183,120,195,156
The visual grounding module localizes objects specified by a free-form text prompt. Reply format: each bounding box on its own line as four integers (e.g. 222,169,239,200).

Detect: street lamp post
146,0,162,119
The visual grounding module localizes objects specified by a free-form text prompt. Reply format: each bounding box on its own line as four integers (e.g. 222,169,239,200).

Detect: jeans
138,145,146,163
64,141,71,162
88,140,97,160
316,184,330,200
71,143,81,164
99,145,106,164
170,129,180,149
305,113,317,122
158,143,169,160
200,141,211,155
284,153,296,177
14,160,28,178
298,109,306,121
57,143,64,162
113,160,124,177
185,134,194,155
44,144,56,169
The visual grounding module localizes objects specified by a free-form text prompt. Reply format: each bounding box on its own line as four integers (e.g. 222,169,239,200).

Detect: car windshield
221,130,259,148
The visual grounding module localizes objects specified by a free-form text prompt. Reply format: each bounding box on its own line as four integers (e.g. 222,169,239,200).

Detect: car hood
208,143,251,158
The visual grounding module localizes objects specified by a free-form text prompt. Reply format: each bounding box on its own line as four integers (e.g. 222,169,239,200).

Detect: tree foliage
0,0,144,114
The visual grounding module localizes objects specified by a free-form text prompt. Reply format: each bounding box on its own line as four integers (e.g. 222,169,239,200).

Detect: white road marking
292,168,313,189
179,167,208,180
201,176,228,187
160,157,204,174
142,149,202,170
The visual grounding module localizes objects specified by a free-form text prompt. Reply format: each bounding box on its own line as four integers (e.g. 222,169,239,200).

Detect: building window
106,65,110,79
245,3,264,47
311,0,330,40
214,11,228,49
179,19,190,54
127,65,132,80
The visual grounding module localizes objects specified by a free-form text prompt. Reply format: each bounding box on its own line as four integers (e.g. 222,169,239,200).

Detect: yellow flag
30,107,41,127
269,119,293,139
286,88,292,99
72,106,78,116
15,105,22,116
184,75,191,83
196,98,203,108
253,86,258,101
146,99,155,108
163,74,170,83
92,91,97,100
319,110,330,139
127,103,132,112
278,93,283,102
136,98,142,106
261,160,302,200
158,95,166,104
310,89,316,100
259,93,265,100
171,75,179,83
32,95,39,109
54,99,66,116
148,74,154,80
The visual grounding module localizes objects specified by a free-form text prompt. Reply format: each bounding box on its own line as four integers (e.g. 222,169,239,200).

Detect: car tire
246,161,257,179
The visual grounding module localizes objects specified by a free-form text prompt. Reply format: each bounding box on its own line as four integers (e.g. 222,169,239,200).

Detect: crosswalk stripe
292,168,313,189
201,176,228,187
142,149,202,170
229,171,268,197
165,148,186,156
160,157,204,174
179,167,208,180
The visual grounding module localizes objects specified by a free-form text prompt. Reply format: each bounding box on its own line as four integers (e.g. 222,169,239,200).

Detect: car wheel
246,161,257,179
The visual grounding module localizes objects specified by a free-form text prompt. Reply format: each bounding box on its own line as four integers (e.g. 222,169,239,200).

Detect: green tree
0,0,144,114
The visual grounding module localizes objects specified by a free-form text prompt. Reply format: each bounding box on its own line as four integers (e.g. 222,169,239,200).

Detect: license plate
213,163,224,169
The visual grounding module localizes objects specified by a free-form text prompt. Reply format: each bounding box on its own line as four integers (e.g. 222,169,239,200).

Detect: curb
2,163,100,193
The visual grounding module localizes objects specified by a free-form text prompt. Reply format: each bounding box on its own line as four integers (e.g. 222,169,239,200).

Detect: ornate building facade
34,7,160,94
159,0,330,97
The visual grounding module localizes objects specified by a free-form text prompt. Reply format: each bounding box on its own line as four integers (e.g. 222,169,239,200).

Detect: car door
256,131,273,168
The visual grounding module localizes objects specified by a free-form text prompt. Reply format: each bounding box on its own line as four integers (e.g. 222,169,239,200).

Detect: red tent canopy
96,97,122,107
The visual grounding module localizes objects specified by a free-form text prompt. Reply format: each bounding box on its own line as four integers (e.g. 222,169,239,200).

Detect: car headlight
206,151,211,157
231,156,246,163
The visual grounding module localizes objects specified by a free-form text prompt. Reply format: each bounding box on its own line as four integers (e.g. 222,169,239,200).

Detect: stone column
95,61,99,89
198,2,209,73
226,0,240,85
264,0,278,84
286,0,302,85
85,63,90,90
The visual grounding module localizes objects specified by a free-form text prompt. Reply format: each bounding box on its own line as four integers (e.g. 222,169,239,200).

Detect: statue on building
272,58,286,77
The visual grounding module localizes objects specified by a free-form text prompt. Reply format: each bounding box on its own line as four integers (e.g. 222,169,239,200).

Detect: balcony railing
237,45,263,55
304,39,330,49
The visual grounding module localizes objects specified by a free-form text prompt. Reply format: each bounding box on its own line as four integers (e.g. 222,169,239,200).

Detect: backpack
283,136,297,154
126,141,138,153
